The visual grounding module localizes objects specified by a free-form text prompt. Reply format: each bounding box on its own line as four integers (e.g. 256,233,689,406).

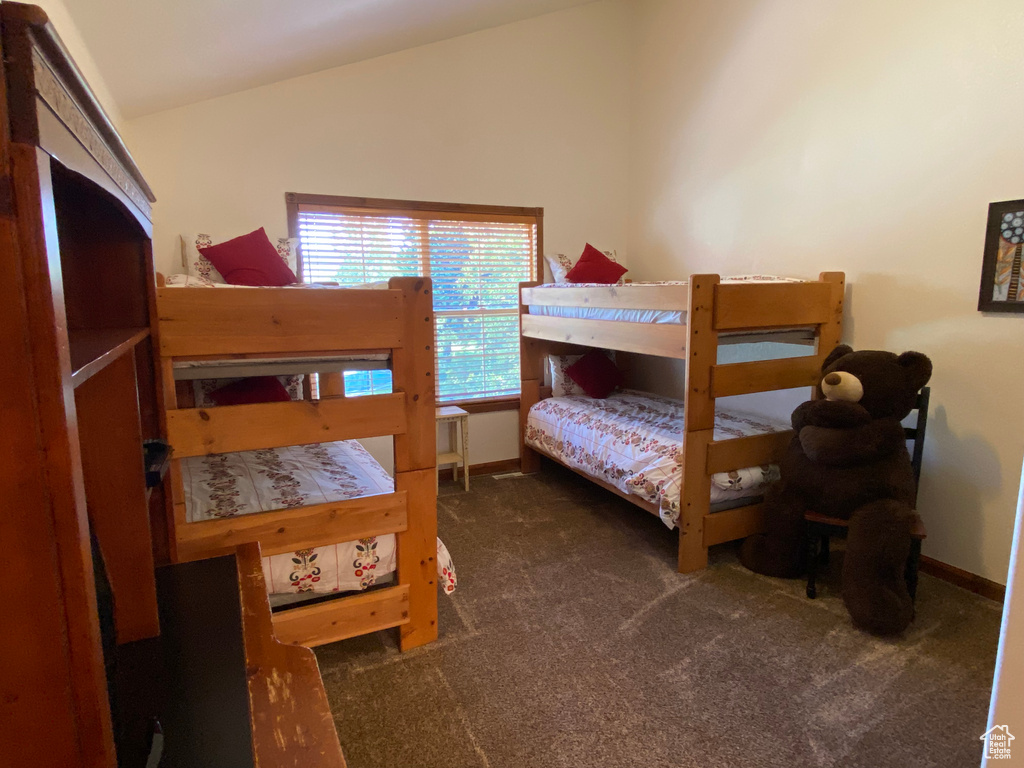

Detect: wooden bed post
391,276,439,651
678,275,719,573
816,272,846,367
156,328,183,565
520,280,544,474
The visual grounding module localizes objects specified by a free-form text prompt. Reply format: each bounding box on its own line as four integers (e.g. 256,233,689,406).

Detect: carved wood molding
30,47,152,220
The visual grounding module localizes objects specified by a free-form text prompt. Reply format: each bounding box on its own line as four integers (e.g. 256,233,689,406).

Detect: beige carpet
316,465,1002,768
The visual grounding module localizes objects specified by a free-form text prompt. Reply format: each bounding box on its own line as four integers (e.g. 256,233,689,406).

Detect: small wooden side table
436,406,469,491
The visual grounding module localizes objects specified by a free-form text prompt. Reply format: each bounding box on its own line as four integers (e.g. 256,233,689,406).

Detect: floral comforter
182,440,456,597
525,390,786,528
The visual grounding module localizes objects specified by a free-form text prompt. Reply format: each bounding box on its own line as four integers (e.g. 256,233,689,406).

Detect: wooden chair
804,387,930,601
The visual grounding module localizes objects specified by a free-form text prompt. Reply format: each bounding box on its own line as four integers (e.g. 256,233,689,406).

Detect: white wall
124,1,631,469
628,0,1024,584
30,0,124,128
125,1,631,277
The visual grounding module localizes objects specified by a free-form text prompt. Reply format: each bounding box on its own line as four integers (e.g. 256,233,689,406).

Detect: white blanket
181,440,456,597
526,390,786,528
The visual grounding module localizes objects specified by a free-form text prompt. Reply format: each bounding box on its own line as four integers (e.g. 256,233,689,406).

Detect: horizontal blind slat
298,207,536,401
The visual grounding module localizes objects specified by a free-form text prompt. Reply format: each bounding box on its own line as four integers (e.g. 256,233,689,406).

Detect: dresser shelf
69,327,150,388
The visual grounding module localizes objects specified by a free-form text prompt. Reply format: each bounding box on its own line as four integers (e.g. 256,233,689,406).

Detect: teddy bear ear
821,344,853,371
898,351,933,391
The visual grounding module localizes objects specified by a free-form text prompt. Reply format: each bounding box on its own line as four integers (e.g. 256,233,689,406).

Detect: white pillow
181,232,299,283
548,354,587,396
545,248,624,284
543,253,573,283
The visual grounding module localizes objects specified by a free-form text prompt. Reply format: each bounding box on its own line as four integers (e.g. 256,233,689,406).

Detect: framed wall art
978,199,1024,313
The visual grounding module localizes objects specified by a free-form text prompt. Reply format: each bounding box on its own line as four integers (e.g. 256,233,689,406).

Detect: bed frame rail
714,280,833,331
703,503,769,546
173,492,409,562
165,393,407,457
272,584,412,647
156,285,405,357
705,431,794,476
711,356,821,398
520,314,687,358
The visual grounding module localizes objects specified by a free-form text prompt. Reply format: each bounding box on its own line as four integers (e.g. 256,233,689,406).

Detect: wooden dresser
0,5,345,766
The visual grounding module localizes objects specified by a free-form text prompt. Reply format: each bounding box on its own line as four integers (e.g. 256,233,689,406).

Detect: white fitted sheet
528,305,684,324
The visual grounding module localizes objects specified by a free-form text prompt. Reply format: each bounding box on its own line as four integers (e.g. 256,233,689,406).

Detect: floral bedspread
525,390,785,528
181,440,457,597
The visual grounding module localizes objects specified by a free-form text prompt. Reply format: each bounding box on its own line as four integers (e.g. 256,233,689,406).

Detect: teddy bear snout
821,370,864,402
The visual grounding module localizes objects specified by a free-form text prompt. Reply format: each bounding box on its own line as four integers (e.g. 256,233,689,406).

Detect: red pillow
565,350,623,398
565,243,627,284
198,227,298,286
208,376,291,406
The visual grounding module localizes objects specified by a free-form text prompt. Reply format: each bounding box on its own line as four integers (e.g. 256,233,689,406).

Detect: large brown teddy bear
739,345,932,635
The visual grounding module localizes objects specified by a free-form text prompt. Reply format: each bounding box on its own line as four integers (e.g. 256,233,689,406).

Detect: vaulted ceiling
60,0,596,119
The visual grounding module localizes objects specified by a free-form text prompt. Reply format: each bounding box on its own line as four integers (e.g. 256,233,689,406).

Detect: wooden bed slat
703,503,766,546
712,355,822,397
156,286,405,356
521,283,689,311
714,281,832,331
272,584,411,647
176,492,409,562
705,431,794,475
521,314,687,359
166,393,406,457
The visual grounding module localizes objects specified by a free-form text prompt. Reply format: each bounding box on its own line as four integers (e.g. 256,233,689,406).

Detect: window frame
285,193,543,411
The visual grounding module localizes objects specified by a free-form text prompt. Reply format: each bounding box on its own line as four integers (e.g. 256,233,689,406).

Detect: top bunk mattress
525,390,788,529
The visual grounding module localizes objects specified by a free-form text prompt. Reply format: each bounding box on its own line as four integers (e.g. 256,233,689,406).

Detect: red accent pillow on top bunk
565,350,624,398
565,243,628,284
197,227,298,286
208,376,292,406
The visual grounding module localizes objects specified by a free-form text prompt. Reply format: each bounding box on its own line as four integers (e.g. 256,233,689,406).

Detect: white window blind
295,204,538,403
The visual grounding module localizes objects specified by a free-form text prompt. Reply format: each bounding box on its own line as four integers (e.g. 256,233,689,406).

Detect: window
287,194,541,404
341,369,392,397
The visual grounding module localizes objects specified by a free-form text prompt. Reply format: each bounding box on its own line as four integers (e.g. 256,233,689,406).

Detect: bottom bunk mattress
525,390,786,528
181,440,456,599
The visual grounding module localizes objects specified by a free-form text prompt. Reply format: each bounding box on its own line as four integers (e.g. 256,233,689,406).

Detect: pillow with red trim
197,227,298,286
565,349,624,398
565,243,628,284
208,376,292,406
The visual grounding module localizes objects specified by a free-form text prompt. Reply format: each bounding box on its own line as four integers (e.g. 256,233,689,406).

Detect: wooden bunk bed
519,273,845,574
155,276,439,652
